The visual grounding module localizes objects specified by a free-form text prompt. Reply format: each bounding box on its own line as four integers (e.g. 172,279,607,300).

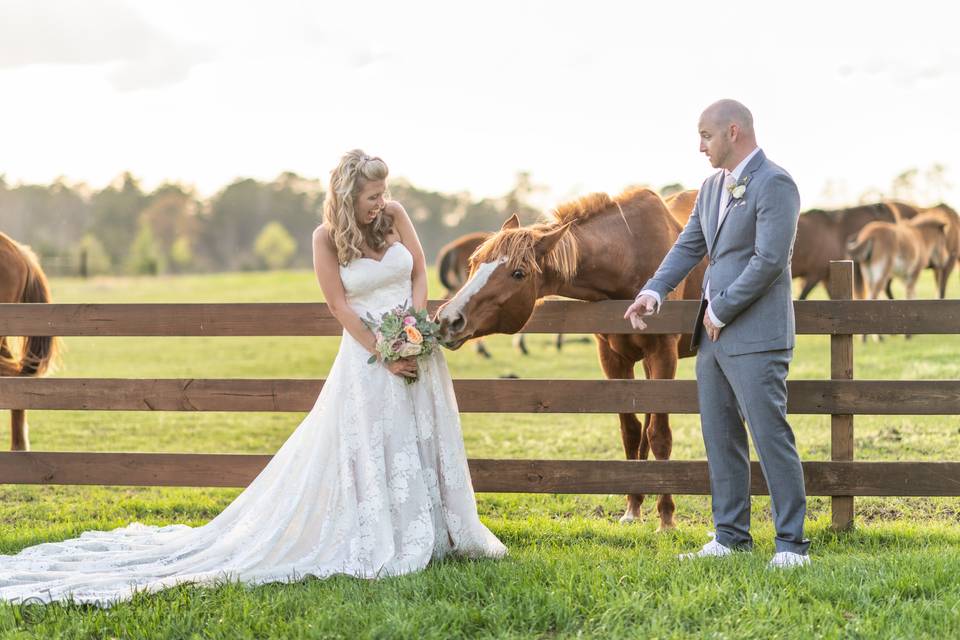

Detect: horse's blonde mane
469,186,654,282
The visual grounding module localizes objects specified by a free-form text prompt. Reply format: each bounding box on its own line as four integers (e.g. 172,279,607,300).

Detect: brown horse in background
791,202,914,300
0,232,60,450
846,213,949,342
437,232,491,296
912,203,959,298
436,187,704,530
663,189,698,226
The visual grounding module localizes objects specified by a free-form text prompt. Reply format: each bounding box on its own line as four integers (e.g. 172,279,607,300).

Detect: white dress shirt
636,146,761,329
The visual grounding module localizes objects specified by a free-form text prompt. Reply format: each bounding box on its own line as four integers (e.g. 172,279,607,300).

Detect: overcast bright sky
2,0,957,210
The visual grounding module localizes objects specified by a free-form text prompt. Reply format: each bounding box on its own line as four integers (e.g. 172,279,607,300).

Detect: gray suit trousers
695,336,810,554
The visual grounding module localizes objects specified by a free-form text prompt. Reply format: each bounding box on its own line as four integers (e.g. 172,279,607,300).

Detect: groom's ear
500,213,520,231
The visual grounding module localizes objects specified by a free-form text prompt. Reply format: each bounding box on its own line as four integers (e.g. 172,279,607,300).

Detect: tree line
1,164,947,277
0,171,550,276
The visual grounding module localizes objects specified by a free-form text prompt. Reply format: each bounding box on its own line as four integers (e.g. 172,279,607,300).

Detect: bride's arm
387,201,428,312
312,226,378,356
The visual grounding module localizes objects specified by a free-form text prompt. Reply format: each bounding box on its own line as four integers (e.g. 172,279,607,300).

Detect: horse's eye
511,269,525,280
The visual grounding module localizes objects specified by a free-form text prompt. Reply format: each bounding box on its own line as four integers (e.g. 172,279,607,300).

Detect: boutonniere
726,175,751,201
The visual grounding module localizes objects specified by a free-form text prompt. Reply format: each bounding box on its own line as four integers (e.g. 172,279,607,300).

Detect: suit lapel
709,149,766,254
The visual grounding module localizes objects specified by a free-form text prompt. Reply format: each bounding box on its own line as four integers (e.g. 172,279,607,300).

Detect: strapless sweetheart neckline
353,242,405,265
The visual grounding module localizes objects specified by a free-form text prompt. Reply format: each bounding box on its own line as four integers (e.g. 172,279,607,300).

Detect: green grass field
1,268,959,639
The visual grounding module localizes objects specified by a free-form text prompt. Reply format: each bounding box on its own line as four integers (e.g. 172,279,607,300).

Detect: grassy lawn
1,268,959,638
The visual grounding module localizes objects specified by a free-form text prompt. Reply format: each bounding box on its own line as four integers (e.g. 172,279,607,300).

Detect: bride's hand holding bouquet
363,302,441,384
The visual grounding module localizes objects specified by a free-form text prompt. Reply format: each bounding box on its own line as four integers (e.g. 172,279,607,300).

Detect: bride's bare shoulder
313,225,339,259
313,224,333,245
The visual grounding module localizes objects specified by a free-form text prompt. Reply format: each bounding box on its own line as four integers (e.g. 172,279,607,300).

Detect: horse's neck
538,226,629,302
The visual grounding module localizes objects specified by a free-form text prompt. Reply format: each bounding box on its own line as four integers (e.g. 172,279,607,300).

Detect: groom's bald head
698,99,758,170
701,99,755,135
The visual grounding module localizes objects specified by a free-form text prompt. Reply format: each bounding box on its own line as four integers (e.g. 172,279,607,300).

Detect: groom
624,99,811,568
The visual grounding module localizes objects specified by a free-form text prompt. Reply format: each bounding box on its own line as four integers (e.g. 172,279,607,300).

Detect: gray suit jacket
641,150,801,355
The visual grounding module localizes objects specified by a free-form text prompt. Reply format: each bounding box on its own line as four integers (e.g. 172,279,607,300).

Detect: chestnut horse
436,231,565,356
0,232,60,450
436,187,704,530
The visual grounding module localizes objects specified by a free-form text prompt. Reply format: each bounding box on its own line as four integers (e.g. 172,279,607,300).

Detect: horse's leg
511,333,529,355
473,338,492,359
853,265,867,300
905,270,920,340
596,337,645,523
643,335,678,532
0,337,26,450
798,277,819,300
869,268,890,343
938,261,954,299
639,360,652,462
11,410,28,451
858,263,872,343
555,333,564,352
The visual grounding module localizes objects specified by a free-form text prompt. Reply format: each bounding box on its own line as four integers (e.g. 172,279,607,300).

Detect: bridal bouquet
362,302,441,384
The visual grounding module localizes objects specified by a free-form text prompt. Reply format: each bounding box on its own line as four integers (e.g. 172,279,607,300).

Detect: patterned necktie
719,170,736,226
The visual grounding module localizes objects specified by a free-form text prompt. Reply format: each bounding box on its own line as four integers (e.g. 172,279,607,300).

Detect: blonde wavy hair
323,149,394,265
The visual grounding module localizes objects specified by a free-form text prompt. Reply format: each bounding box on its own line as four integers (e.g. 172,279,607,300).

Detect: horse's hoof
656,521,678,533
618,513,639,524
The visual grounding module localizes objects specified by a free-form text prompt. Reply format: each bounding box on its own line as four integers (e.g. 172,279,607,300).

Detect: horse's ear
501,214,520,231
535,221,573,257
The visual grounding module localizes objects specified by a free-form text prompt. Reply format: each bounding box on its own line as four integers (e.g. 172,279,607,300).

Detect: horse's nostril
449,314,465,333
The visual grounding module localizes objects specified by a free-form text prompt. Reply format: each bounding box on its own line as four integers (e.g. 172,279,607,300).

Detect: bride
0,150,506,607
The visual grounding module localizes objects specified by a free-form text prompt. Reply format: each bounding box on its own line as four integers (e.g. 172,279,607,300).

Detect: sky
1,0,957,210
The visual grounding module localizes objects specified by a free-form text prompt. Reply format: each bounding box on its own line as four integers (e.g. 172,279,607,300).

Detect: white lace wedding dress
0,241,506,607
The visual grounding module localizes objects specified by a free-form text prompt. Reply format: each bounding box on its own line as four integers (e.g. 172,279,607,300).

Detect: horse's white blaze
439,257,506,324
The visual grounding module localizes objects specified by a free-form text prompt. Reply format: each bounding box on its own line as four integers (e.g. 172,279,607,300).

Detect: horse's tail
16,245,60,377
0,337,18,377
437,247,460,294
846,235,873,264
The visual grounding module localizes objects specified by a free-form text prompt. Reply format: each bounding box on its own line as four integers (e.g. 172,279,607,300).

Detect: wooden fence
2,261,960,530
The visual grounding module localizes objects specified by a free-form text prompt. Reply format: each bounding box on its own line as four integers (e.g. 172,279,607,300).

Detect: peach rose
404,325,423,344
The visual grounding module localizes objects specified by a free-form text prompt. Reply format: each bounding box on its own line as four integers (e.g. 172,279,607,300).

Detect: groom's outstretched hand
624,294,658,331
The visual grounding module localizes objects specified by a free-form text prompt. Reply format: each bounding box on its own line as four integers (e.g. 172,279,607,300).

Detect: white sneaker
678,532,733,560
768,551,811,569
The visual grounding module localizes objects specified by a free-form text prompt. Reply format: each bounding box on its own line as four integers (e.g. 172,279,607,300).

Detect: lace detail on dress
0,242,505,607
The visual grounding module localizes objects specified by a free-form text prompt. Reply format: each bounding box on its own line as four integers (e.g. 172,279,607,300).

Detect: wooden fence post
828,260,855,530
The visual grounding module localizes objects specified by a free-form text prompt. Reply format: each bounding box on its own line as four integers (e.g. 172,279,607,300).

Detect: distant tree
499,171,545,225
0,180,91,257
659,183,686,197
254,222,297,270
857,186,886,205
140,184,199,254
169,236,193,272
74,234,111,277
891,168,919,201
924,163,951,203
90,173,147,269
127,220,164,275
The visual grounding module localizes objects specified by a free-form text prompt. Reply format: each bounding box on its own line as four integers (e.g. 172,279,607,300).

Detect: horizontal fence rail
0,451,960,496
1,378,959,415
3,299,960,336
1,453,958,497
